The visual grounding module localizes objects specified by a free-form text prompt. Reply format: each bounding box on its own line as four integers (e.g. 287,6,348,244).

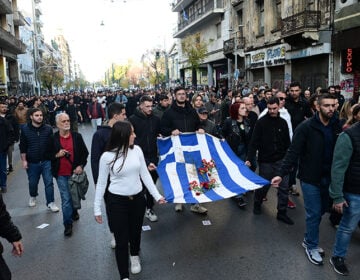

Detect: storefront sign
342,48,353,74
248,44,287,68
286,43,331,60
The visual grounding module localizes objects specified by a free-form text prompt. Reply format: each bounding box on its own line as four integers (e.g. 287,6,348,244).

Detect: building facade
0,0,27,95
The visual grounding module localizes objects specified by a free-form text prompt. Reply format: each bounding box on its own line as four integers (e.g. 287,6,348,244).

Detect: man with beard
129,95,161,222
161,86,206,214
272,94,341,266
19,108,59,212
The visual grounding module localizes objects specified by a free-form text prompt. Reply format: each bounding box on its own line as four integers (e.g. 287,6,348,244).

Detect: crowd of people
0,82,359,279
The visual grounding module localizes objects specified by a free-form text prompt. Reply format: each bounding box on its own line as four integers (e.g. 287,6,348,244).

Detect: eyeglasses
61,120,70,123
278,97,286,101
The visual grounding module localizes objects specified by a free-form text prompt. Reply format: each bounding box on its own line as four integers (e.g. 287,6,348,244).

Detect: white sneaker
174,203,183,212
190,203,207,214
110,233,116,249
29,197,36,207
47,202,60,212
145,209,158,222
130,255,141,274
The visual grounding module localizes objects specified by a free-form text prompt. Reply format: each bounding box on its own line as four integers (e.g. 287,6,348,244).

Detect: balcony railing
13,11,26,27
281,10,321,37
175,1,223,34
0,28,27,54
223,36,245,54
0,0,12,15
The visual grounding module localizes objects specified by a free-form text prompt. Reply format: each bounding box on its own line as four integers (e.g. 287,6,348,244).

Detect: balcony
0,0,12,15
35,6,42,16
0,28,27,54
231,0,243,7
174,1,224,38
13,11,26,27
172,0,193,12
223,36,245,55
281,10,321,38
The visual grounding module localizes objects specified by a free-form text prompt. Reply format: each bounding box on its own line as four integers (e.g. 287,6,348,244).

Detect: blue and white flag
157,133,269,203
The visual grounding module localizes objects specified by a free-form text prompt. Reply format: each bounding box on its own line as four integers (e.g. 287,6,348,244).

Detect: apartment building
0,0,27,95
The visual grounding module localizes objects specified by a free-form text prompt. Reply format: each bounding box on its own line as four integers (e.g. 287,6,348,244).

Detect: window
258,0,264,36
274,0,282,31
216,22,221,39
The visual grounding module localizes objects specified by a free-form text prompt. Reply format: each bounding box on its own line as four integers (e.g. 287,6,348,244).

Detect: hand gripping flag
157,133,269,203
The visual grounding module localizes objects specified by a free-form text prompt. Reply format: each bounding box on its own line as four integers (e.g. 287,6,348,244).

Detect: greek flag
157,133,269,203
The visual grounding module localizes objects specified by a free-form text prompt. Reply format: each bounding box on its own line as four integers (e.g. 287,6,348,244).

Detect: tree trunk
192,68,197,88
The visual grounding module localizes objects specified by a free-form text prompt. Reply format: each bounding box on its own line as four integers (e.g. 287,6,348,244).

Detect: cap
198,107,208,114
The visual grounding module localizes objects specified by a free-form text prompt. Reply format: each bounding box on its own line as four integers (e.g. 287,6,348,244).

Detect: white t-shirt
94,145,162,216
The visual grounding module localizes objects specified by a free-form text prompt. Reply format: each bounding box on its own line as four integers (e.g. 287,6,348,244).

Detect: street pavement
2,123,360,280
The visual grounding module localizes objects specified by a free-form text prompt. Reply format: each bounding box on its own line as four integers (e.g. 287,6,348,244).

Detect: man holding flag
160,86,206,213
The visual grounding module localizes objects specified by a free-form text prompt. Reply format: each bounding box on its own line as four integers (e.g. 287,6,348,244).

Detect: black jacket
247,113,290,164
279,113,342,186
160,101,202,136
52,131,89,178
129,108,161,165
285,97,313,130
0,116,14,153
0,194,22,254
90,125,112,184
19,123,54,163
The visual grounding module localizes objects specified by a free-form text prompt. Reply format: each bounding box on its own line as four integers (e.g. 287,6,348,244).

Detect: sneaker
130,255,141,274
287,199,296,209
190,204,207,214
64,224,73,237
289,185,300,196
276,212,294,225
47,202,60,212
174,203,183,212
330,256,349,276
302,239,325,257
110,233,116,249
29,197,36,207
145,208,158,222
253,202,262,215
305,247,323,265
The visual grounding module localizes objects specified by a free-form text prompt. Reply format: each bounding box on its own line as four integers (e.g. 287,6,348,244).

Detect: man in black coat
245,97,293,225
160,86,206,214
129,95,161,222
0,194,23,279
52,113,89,236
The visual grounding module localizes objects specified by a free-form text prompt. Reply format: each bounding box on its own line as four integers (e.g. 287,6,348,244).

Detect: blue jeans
300,178,330,249
333,192,360,257
26,161,54,205
0,152,6,188
56,176,73,225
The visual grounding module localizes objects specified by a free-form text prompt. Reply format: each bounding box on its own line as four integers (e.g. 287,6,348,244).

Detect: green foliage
181,33,208,70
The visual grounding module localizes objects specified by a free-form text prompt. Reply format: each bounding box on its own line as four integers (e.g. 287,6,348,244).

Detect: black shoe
235,196,247,208
0,187,6,193
64,224,73,236
72,210,80,221
7,165,13,173
330,256,349,276
276,212,294,225
253,203,262,215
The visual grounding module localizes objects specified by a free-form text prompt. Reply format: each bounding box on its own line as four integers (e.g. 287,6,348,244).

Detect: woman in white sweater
94,121,165,280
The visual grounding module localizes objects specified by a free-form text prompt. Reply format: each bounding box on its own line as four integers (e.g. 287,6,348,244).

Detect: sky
38,0,177,82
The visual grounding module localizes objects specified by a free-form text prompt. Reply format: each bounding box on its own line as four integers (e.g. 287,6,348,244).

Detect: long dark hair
105,121,133,172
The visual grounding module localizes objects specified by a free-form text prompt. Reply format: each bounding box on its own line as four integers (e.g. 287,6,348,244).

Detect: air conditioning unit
336,0,356,10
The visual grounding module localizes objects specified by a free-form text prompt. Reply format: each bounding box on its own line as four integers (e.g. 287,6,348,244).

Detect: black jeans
254,160,289,213
107,192,146,279
0,254,11,280
143,170,158,210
